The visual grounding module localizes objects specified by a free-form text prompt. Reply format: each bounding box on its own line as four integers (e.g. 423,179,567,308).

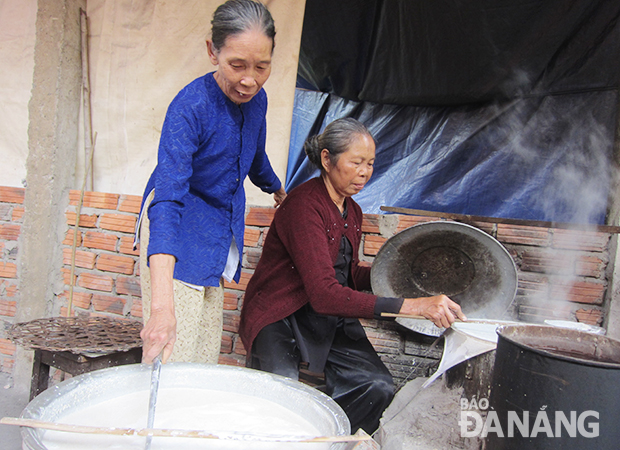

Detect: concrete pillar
13,0,85,395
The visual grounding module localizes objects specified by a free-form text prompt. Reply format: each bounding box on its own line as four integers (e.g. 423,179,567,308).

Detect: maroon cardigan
239,177,378,352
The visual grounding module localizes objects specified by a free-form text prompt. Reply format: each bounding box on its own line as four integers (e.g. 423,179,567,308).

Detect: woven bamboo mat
8,316,142,354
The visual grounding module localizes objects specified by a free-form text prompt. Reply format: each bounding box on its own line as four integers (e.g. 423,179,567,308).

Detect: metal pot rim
496,324,620,368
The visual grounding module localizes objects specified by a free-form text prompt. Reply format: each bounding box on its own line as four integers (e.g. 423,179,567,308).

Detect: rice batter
41,388,330,449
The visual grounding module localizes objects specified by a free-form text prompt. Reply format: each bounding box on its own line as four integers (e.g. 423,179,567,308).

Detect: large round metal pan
371,221,517,334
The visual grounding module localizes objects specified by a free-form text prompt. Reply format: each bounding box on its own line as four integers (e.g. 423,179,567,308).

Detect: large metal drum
21,363,350,449
486,325,620,449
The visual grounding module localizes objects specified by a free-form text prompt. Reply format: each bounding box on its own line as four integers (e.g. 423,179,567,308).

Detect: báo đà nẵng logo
458,397,599,438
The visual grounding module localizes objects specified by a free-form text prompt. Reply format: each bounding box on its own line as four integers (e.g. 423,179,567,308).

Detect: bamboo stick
0,417,371,443
380,313,506,324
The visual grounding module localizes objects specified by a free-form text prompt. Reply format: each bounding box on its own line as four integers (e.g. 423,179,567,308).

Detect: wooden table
29,346,142,401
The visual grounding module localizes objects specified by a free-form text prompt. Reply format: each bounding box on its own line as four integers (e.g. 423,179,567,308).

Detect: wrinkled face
207,28,273,105
322,133,376,198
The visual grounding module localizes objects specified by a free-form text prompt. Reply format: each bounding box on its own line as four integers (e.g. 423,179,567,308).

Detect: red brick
119,194,143,214
550,280,605,305
11,205,24,222
516,273,549,297
468,221,496,236
233,338,246,356
497,224,550,247
220,334,233,353
61,267,76,286
575,255,606,278
223,271,252,292
63,229,83,247
69,190,119,210
2,280,18,297
59,290,92,309
552,229,610,252
395,215,434,233
244,228,261,247
92,294,127,315
0,186,25,204
96,254,135,275
0,262,17,278
0,338,16,356
59,307,77,317
223,310,240,332
62,248,97,269
83,231,118,252
245,207,276,227
78,272,114,292
99,213,136,233
0,223,21,240
521,249,574,275
243,248,262,270
223,291,239,310
362,215,381,234
119,236,139,256
218,354,245,367
518,304,572,322
130,298,143,318
363,235,387,256
0,261,18,280
65,211,98,228
0,299,17,317
117,276,142,297
575,308,603,325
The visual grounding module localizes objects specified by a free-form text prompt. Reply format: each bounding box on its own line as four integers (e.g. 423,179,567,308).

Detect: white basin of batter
40,388,330,449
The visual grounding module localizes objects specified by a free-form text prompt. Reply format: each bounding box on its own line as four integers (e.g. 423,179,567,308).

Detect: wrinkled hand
140,309,176,364
400,295,466,328
273,187,287,207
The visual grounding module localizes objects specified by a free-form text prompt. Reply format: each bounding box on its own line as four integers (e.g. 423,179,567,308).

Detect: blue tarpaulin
287,0,620,224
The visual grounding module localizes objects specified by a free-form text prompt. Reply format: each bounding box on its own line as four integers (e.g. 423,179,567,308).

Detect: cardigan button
344,223,348,228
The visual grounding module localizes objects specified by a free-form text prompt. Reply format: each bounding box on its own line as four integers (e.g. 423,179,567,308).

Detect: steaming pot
487,324,620,449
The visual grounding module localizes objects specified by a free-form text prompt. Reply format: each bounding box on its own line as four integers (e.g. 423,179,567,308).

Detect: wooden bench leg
30,349,50,401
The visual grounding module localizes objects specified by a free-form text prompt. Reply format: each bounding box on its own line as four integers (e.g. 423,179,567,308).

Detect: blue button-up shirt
140,72,281,287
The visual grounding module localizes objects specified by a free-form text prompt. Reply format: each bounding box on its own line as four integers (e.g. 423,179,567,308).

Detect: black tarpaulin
289,0,620,223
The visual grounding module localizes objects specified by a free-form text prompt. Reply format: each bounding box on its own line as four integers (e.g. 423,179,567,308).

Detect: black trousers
249,318,395,435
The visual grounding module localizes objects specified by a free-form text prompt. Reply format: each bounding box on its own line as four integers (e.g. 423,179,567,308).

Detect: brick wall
0,187,25,374
0,187,613,385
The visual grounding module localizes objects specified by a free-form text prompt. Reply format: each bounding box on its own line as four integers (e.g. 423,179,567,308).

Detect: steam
534,112,614,226
488,71,616,327
513,109,613,327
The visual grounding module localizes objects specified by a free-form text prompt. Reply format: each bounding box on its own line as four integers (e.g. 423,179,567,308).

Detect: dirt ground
375,377,484,450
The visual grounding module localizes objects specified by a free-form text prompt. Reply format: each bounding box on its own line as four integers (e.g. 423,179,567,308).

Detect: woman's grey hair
211,0,276,52
304,118,375,172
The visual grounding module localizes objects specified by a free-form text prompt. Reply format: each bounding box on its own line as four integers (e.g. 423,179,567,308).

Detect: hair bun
303,135,322,168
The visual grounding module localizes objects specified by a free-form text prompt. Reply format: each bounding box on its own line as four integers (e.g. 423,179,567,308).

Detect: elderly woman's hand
400,295,467,328
273,186,287,207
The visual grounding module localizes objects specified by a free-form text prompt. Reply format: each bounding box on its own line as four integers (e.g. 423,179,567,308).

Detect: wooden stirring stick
0,417,371,443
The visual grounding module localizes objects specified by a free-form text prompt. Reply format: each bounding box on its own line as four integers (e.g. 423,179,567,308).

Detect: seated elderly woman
239,117,465,435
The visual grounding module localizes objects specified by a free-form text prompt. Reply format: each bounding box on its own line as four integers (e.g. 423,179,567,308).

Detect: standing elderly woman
239,118,465,435
138,0,286,365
